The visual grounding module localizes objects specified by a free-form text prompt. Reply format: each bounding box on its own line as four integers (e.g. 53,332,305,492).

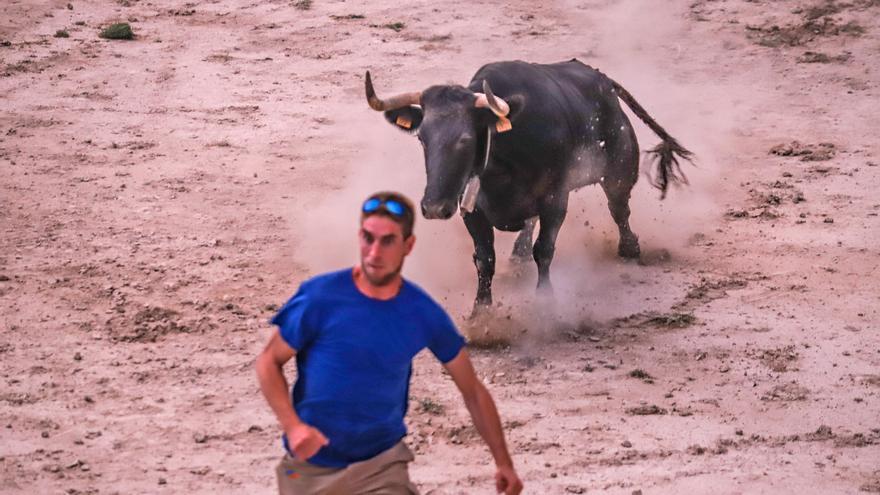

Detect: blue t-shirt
271,268,466,468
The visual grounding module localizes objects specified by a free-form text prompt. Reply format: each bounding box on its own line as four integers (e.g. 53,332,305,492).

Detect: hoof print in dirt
644,312,696,329
797,51,851,64
770,141,836,161
746,9,865,48
761,382,809,402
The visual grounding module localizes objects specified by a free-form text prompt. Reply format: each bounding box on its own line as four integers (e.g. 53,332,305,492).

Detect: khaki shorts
275,441,420,495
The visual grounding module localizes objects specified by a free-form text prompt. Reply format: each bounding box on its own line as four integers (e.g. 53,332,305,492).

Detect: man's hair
360,191,416,239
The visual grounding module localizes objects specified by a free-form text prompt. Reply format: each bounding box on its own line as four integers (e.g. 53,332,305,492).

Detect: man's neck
351,266,403,301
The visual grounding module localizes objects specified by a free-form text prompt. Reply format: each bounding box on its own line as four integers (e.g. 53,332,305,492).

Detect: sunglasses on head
362,197,407,217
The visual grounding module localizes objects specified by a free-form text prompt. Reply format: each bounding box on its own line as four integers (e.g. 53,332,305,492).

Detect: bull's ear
383,106,423,133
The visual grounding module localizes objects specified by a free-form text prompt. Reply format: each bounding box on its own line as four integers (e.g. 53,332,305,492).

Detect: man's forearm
255,354,302,431
462,383,514,467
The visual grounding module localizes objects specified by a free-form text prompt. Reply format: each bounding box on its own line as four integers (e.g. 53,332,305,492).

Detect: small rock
193,432,208,443
84,395,94,403
824,217,834,223
621,440,633,448
41,431,50,438
626,404,667,416
735,429,744,436
0,274,10,282
633,491,643,495
74,352,82,361
158,477,167,485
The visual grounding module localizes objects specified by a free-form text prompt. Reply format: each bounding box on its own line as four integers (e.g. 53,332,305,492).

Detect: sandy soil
1,0,879,493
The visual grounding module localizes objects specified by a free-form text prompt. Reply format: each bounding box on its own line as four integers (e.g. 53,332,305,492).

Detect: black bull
365,59,693,311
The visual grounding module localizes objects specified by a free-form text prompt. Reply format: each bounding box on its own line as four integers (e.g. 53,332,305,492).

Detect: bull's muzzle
421,200,457,220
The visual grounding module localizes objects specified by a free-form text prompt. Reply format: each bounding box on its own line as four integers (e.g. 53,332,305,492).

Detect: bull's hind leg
463,209,496,311
510,217,537,263
602,179,640,259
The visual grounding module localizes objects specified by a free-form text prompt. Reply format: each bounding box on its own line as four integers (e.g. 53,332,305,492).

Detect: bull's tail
610,79,694,200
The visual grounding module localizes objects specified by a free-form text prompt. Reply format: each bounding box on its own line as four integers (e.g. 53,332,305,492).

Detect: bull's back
471,59,637,211
470,59,610,111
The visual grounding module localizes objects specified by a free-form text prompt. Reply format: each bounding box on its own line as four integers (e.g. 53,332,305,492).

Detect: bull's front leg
534,194,569,294
463,209,495,312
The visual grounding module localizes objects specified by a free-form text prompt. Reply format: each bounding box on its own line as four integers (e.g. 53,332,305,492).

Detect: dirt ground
1,0,879,493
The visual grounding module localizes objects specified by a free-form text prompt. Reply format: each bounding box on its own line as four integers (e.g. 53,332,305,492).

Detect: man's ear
475,94,524,134
404,234,415,255
384,106,424,133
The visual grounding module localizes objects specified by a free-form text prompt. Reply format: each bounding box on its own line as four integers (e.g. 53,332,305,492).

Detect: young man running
256,191,523,494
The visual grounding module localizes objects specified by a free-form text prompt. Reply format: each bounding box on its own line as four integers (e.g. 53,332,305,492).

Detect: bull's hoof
510,241,533,263
618,242,641,260
536,280,554,297
468,301,493,320
509,252,532,265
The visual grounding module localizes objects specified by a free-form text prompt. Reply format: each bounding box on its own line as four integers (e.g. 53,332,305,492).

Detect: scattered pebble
626,405,668,416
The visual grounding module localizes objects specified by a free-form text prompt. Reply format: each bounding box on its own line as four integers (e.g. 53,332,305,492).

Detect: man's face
359,214,415,286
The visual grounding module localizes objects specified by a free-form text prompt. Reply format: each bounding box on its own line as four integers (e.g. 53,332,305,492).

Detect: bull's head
365,71,518,219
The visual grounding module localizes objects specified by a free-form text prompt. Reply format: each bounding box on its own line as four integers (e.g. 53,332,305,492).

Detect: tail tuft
610,79,695,199
644,139,694,200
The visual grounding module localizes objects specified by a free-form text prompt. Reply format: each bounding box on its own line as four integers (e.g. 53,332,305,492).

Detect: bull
365,59,693,312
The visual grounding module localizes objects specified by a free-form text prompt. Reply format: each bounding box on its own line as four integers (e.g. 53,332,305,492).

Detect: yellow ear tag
396,116,412,129
495,116,512,133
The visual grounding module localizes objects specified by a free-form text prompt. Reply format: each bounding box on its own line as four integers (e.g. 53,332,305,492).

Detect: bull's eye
455,134,474,149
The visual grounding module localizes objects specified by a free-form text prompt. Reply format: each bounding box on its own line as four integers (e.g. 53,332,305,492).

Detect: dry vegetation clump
99,23,134,40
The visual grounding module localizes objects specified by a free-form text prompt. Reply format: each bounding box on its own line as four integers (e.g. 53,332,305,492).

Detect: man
256,191,523,495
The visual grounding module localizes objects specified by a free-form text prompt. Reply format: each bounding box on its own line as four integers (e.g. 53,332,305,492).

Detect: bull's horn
365,71,421,111
474,79,509,117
